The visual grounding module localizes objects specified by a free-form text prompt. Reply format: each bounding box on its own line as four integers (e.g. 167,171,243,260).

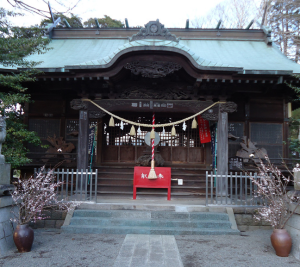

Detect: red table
133,167,171,200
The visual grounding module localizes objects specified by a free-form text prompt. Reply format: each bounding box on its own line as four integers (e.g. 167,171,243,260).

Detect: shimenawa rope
82,99,225,128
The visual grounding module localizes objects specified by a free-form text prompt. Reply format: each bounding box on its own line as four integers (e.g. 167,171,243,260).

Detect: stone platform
286,204,300,260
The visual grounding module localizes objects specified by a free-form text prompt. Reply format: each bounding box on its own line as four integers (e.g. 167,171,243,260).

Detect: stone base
0,196,18,256
286,205,300,260
233,207,272,232
0,163,11,185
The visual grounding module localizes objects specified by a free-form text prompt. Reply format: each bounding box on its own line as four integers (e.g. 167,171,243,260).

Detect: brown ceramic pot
13,224,34,253
270,229,292,257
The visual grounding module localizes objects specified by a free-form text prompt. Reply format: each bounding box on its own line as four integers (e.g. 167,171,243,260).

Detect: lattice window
65,119,79,141
189,127,201,148
104,116,201,147
28,119,60,152
105,121,134,146
250,123,283,158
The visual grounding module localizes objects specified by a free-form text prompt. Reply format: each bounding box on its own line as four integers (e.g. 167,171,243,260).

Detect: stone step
73,210,229,221
63,207,239,236
70,217,232,229
76,203,213,212
62,225,240,235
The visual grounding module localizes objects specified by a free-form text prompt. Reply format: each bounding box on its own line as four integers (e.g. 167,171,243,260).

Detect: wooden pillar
217,110,228,196
78,110,89,171
283,100,289,158
245,101,250,139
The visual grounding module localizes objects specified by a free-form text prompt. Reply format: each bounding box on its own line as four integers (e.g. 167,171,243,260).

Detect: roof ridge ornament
129,20,180,42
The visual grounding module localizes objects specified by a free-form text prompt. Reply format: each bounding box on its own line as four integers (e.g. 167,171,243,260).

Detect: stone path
113,234,183,267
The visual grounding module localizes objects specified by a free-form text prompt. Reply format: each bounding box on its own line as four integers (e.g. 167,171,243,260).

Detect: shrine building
3,19,300,198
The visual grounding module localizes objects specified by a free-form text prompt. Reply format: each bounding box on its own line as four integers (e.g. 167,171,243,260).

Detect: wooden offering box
133,167,171,200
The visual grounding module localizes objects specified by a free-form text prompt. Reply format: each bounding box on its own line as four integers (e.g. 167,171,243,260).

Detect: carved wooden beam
70,99,88,110
201,112,218,121
220,102,237,113
124,61,182,78
89,110,106,118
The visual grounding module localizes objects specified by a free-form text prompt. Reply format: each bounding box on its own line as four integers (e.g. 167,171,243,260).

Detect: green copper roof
16,36,300,74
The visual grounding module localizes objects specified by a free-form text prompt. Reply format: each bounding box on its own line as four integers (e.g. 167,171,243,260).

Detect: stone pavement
113,234,183,267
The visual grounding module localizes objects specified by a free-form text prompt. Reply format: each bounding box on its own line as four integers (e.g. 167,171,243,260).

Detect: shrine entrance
102,113,207,166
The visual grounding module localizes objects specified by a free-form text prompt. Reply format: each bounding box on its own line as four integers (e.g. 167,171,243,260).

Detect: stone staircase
62,207,240,235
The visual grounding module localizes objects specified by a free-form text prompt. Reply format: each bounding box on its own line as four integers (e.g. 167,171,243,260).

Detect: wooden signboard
228,157,243,170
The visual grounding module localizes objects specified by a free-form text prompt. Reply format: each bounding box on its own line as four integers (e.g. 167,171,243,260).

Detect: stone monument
294,164,300,191
0,117,16,256
0,117,12,194
0,116,6,163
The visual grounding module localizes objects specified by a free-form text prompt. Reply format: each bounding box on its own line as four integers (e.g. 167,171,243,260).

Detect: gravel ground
0,229,125,267
176,230,299,267
0,229,299,267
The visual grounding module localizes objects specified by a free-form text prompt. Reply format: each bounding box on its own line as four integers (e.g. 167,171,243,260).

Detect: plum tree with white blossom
11,167,76,225
250,156,300,229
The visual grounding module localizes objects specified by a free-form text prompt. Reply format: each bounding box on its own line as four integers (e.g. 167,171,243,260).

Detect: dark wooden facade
23,68,293,169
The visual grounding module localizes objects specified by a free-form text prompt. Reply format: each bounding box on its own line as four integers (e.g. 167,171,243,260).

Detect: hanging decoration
192,117,198,129
210,124,217,170
109,116,114,127
88,125,97,184
120,121,124,130
148,113,157,179
171,125,176,136
129,125,136,136
197,115,211,143
137,126,141,135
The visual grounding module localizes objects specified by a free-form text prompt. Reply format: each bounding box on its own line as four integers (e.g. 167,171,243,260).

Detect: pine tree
0,8,50,168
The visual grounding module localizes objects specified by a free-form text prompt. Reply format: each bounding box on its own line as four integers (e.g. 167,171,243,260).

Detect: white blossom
249,158,300,229
11,167,78,225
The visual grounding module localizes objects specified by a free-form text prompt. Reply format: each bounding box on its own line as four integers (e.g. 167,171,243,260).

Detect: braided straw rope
82,99,225,128
151,113,155,161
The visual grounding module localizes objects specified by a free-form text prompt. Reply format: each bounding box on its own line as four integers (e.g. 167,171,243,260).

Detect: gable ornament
129,20,180,42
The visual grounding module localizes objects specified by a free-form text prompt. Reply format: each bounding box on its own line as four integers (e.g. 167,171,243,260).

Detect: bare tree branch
6,0,82,18
191,0,260,29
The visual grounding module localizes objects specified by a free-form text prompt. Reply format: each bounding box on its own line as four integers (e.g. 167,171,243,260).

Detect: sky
2,0,226,27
